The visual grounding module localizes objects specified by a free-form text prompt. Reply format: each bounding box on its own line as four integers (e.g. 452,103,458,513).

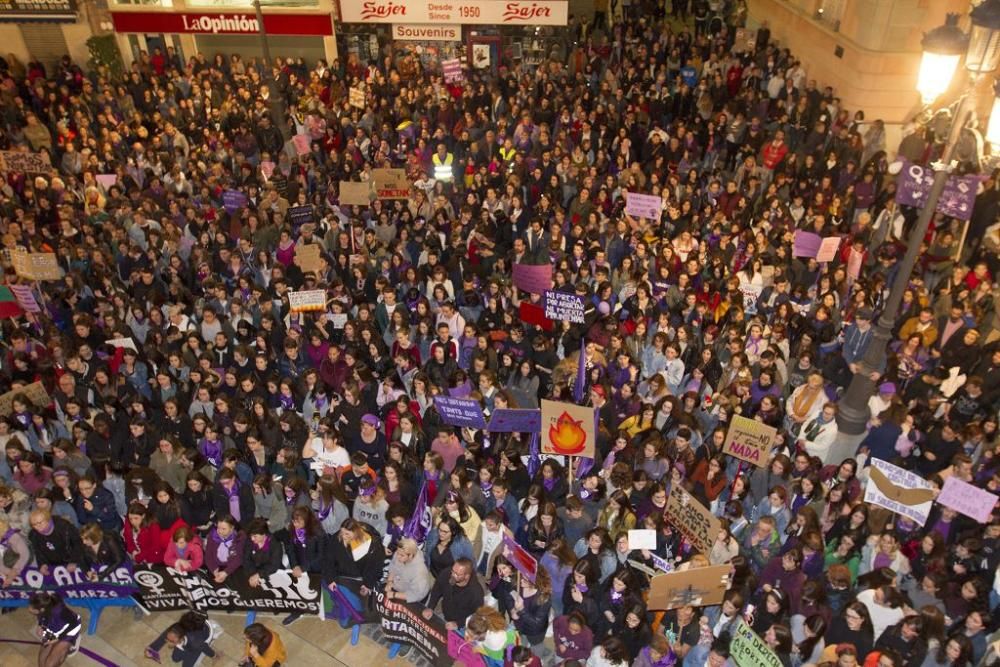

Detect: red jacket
760,141,788,170
164,534,204,572
122,523,164,565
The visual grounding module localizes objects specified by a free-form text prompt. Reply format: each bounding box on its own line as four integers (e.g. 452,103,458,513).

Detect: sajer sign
340,0,568,26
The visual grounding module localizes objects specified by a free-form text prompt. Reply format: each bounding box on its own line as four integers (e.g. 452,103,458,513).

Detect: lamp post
253,0,290,140
837,3,1000,435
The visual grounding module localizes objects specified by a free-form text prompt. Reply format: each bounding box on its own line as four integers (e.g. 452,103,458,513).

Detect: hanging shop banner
392,23,461,40
339,0,568,26
864,458,935,526
110,10,335,35
133,565,321,614
0,0,76,22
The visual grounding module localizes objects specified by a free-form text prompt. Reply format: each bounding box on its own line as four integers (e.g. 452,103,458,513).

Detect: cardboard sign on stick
647,565,731,610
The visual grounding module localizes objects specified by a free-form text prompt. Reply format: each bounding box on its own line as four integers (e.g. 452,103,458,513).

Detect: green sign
731,619,783,667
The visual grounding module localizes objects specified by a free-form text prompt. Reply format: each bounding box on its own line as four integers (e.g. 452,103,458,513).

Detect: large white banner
340,0,568,26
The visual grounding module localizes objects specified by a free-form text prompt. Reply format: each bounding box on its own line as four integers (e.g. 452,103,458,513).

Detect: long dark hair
243,623,275,655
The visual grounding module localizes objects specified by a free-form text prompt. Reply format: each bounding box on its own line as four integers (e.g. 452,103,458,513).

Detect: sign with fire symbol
540,399,595,458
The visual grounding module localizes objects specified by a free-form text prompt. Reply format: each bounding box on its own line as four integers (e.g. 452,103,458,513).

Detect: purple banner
512,263,553,294
433,395,487,429
896,160,984,221
222,189,248,214
895,160,934,208
0,565,137,601
487,408,542,433
792,230,822,258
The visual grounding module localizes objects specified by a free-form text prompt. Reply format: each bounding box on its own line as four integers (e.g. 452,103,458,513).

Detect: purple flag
895,159,934,208
573,339,587,403
577,457,595,478
527,431,540,477
938,173,985,221
403,480,433,542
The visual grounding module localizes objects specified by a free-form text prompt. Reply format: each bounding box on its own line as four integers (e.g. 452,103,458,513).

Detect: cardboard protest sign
938,476,999,523
0,380,51,416
723,415,777,468
349,86,365,109
543,290,586,323
501,533,538,581
295,243,323,275
732,619,783,667
665,485,721,554
647,564,731,610
372,168,410,199
10,250,62,281
864,458,935,526
487,408,542,433
792,230,822,258
288,289,327,313
433,395,487,430
816,236,842,263
625,191,662,219
540,399,596,458
512,263,553,294
0,150,51,174
339,181,372,206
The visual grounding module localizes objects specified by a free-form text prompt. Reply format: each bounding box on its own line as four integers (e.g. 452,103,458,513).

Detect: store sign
110,10,334,36
340,0,568,26
392,23,461,40
0,0,75,22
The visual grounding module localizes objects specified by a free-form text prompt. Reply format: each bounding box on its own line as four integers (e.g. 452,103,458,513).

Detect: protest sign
288,289,328,313
349,86,366,109
371,588,452,667
665,485,721,554
739,284,762,315
372,168,410,199
864,458,935,526
433,395,487,429
896,159,984,221
723,415,776,468
625,191,662,219
647,564,730,610
0,380,50,417
732,619,783,667
105,337,139,353
501,533,538,581
133,565,321,615
292,133,312,156
487,408,542,433
518,301,554,331
339,181,372,206
9,284,39,313
540,399,596,458
512,263,553,294
442,58,463,83
627,529,657,550
0,565,136,602
11,250,63,281
287,205,314,231
222,190,248,214
938,476,999,523
816,236,842,263
295,243,323,275
0,150,51,174
95,174,117,190
543,290,586,323
792,230,822,258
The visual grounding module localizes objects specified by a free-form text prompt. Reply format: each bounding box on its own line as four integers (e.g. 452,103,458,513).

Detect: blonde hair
396,537,419,557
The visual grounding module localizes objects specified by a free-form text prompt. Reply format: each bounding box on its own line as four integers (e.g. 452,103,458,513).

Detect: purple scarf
294,528,307,546
201,439,223,467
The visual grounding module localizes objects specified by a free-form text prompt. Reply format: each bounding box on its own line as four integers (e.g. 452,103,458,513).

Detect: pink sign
447,631,486,667
625,191,662,220
292,134,311,156
816,236,842,263
95,174,117,189
938,476,999,523
512,263,553,294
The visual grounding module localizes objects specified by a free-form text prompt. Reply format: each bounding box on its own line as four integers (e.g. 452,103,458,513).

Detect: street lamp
837,0,1000,435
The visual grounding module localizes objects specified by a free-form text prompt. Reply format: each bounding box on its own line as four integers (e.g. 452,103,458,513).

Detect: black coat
243,537,284,579
320,523,385,589
211,483,255,526
29,516,85,567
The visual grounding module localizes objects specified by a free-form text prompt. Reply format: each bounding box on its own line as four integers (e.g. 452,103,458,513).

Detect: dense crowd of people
0,2,997,667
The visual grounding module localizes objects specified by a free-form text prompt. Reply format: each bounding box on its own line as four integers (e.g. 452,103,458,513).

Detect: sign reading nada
340,0,569,26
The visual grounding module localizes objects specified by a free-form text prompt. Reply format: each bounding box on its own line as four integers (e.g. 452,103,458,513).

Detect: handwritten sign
732,619,783,667
222,190,247,214
938,476,999,523
339,181,372,206
543,290,585,323
512,263,553,294
864,458,935,526
500,533,538,581
295,243,323,275
288,289,327,313
433,395,487,430
349,86,365,109
0,381,50,416
11,250,62,281
487,408,541,433
372,168,409,199
625,191,662,220
648,564,730,610
665,485,721,554
723,415,776,468
0,150,51,174
288,205,314,231
816,236,842,263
